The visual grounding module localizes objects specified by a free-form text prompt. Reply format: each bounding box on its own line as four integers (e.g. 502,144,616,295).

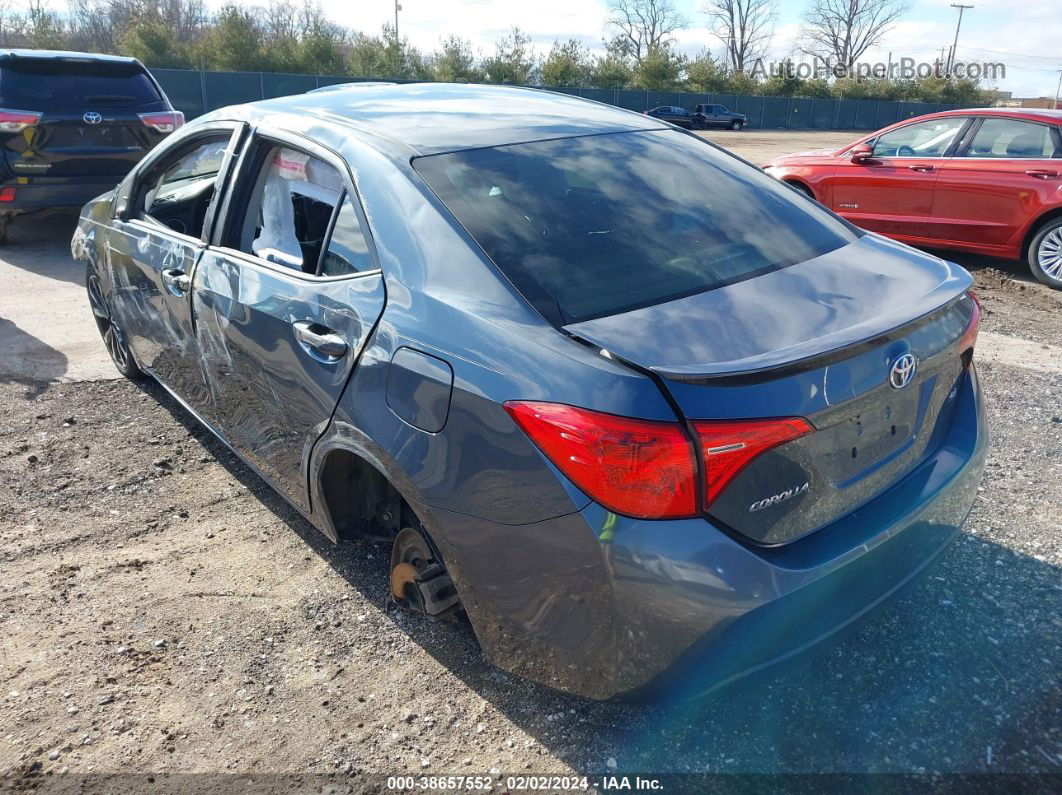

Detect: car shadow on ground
140,376,1061,775
0,316,68,395
0,209,85,286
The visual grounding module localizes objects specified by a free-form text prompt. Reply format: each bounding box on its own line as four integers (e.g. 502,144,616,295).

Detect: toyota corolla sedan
765,108,1062,289
72,84,986,700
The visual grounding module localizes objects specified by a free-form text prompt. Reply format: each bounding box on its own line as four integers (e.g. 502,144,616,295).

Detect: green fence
149,68,966,131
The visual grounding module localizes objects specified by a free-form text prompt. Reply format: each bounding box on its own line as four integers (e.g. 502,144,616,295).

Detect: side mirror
114,194,131,222
850,143,874,163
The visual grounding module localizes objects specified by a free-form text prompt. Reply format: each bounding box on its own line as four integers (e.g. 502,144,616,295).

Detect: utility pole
1055,70,1062,110
947,4,974,77
392,1,403,77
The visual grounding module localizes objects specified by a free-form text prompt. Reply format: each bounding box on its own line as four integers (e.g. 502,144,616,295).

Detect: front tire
1029,218,1062,289
86,271,141,379
730,120,743,131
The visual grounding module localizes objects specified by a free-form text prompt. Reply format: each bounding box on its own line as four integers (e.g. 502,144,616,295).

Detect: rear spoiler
653,285,974,386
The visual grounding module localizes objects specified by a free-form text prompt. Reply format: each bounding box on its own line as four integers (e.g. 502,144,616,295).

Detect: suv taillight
959,290,981,364
0,109,41,132
504,401,812,519
138,111,184,133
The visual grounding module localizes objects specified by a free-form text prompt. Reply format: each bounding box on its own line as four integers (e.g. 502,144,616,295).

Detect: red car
764,108,1062,288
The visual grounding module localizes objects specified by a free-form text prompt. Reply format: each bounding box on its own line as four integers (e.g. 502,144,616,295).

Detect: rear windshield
414,130,858,324
0,59,161,108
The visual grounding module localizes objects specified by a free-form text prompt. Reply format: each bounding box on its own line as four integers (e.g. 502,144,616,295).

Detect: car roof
927,106,1062,125
0,48,142,66
241,83,669,156
307,81,398,93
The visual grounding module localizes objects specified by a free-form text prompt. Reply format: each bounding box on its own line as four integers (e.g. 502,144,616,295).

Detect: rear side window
320,197,374,276
414,129,857,324
965,118,1059,158
235,144,373,276
0,59,161,108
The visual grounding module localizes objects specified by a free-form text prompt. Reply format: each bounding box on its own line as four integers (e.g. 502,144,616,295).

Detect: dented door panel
192,249,386,510
106,220,211,409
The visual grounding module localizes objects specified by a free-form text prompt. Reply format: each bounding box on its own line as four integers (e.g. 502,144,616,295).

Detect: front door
193,133,386,510
106,124,245,410
831,116,969,239
929,116,1062,248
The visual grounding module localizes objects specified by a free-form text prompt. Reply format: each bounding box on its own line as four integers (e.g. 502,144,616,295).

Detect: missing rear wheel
389,526,461,619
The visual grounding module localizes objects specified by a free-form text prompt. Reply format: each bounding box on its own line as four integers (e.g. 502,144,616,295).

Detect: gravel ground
1,133,1061,790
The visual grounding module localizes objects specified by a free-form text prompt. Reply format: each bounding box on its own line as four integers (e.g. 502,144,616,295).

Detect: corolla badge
889,353,917,389
749,482,809,512
83,111,102,124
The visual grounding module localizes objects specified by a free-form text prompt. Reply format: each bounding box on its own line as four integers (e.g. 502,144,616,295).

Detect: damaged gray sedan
72,84,985,700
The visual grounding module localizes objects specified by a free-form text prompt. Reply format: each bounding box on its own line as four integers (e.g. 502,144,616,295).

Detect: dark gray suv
0,49,182,242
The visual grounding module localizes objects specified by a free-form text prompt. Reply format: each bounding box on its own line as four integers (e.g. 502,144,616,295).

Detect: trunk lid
565,234,976,544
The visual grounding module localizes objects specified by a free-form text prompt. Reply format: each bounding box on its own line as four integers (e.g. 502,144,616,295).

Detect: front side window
871,117,967,158
234,144,373,276
414,129,857,324
965,118,1058,159
140,135,230,239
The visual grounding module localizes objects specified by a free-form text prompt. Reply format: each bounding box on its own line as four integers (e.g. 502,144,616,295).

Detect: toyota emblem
889,353,917,389
83,111,102,125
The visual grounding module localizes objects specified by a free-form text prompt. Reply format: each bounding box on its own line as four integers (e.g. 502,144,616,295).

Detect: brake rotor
389,527,433,605
388,526,461,618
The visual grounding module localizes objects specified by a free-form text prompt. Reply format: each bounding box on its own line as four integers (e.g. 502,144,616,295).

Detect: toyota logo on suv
889,353,917,389
83,111,102,125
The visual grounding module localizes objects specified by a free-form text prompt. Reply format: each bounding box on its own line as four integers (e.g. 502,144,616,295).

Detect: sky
313,0,1061,97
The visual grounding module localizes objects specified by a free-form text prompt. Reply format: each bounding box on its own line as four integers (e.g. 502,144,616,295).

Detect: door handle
907,165,934,172
1025,169,1058,179
161,268,190,295
292,321,348,360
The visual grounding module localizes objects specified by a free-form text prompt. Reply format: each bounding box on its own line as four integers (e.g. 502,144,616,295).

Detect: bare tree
800,0,906,72
262,0,300,42
68,0,206,51
702,0,775,74
606,0,686,63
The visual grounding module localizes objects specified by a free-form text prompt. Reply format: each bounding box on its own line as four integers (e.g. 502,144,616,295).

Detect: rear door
193,130,386,510
0,56,174,179
928,116,1062,247
831,115,970,238
105,123,245,412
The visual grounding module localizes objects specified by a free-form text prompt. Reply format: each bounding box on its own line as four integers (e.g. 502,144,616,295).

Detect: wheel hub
389,527,460,618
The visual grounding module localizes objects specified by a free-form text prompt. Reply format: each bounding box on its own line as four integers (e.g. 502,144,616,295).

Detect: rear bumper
424,366,986,700
0,179,118,213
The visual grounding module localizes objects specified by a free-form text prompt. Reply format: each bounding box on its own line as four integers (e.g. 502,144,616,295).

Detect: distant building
995,95,1058,109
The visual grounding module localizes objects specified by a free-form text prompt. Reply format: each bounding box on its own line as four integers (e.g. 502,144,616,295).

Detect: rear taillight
138,111,185,133
504,401,813,520
959,290,981,363
0,187,15,202
693,418,813,507
503,402,698,519
0,109,41,132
